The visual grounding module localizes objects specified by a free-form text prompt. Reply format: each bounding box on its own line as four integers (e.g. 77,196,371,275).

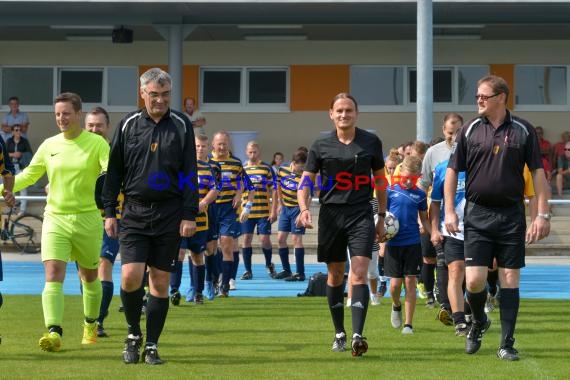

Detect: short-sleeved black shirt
305,127,384,205
448,110,542,207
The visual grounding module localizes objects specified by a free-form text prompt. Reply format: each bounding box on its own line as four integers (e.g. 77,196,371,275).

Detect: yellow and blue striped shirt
278,166,302,207
242,162,276,218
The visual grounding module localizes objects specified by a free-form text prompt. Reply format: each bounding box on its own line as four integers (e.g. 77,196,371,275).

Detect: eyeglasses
565,149,570,151
144,89,171,99
475,93,501,101
12,129,21,132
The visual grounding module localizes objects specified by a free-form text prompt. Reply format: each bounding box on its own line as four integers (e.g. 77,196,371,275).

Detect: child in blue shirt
385,156,431,334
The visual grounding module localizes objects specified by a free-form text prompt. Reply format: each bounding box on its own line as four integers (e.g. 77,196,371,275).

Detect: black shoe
194,293,204,305
266,263,277,277
351,334,368,357
97,324,108,338
218,283,230,298
142,345,164,365
274,270,292,280
285,273,306,282
170,290,181,306
240,271,253,280
118,305,124,312
497,346,519,361
123,334,143,364
465,319,491,354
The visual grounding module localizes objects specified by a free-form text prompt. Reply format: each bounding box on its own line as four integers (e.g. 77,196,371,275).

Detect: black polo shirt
306,127,384,205
103,108,199,221
448,110,542,207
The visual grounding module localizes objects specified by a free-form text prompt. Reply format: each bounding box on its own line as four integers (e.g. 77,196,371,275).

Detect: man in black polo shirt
297,93,386,357
103,68,198,364
444,75,550,361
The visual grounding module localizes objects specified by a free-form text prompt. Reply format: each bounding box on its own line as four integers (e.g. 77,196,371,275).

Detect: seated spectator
555,142,570,197
6,124,33,214
553,131,570,170
2,96,30,140
535,126,552,181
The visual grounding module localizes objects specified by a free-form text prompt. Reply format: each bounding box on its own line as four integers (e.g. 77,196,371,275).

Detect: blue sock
242,247,253,273
170,261,183,291
187,257,195,289
231,251,240,280
278,247,291,273
294,248,305,276
193,264,206,294
205,254,215,282
222,260,233,286
98,280,114,324
262,247,272,267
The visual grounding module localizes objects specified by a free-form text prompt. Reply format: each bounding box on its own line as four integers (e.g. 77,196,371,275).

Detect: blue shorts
207,204,219,242
101,220,120,264
216,202,241,238
278,206,305,235
180,230,208,253
241,217,272,235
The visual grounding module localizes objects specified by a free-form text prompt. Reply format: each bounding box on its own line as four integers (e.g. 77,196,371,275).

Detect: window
1,66,138,111
515,66,566,105
350,66,404,106
458,66,489,105
409,69,452,103
59,69,103,103
1,67,53,106
201,67,288,110
248,70,287,104
350,65,489,110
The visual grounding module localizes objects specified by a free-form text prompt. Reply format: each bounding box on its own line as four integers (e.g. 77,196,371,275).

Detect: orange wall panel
290,65,350,111
489,64,515,110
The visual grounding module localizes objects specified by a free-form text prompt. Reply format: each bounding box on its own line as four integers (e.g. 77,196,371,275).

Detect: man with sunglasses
6,124,33,214
444,75,550,361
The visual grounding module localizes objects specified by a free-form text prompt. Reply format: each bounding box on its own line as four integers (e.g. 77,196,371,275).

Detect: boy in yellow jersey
0,93,109,352
0,136,16,345
170,134,218,304
276,149,308,281
240,141,278,280
209,131,253,296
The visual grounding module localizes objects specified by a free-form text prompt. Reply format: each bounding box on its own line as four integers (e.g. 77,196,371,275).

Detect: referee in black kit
444,75,550,361
103,68,198,365
297,93,386,357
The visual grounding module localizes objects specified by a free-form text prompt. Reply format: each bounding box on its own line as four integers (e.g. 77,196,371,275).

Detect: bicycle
0,207,43,254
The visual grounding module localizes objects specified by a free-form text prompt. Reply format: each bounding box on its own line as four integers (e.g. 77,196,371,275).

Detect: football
383,211,400,241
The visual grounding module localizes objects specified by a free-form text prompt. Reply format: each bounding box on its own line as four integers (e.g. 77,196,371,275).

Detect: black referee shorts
464,201,526,269
317,203,374,264
120,198,183,272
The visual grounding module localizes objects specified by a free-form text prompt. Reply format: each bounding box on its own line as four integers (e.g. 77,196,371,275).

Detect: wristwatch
537,213,552,221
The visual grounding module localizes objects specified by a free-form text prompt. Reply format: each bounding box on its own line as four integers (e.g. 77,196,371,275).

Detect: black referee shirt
306,127,384,205
103,108,199,221
448,110,542,207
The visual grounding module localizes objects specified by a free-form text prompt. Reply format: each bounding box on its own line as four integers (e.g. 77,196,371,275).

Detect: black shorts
421,232,436,258
119,198,182,272
464,201,526,269
384,244,422,278
443,236,465,265
317,203,374,264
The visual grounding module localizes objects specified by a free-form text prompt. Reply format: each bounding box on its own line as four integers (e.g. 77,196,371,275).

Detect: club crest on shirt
150,142,158,152
493,144,500,155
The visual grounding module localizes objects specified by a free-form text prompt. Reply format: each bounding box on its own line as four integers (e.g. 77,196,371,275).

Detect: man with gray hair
103,67,198,365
